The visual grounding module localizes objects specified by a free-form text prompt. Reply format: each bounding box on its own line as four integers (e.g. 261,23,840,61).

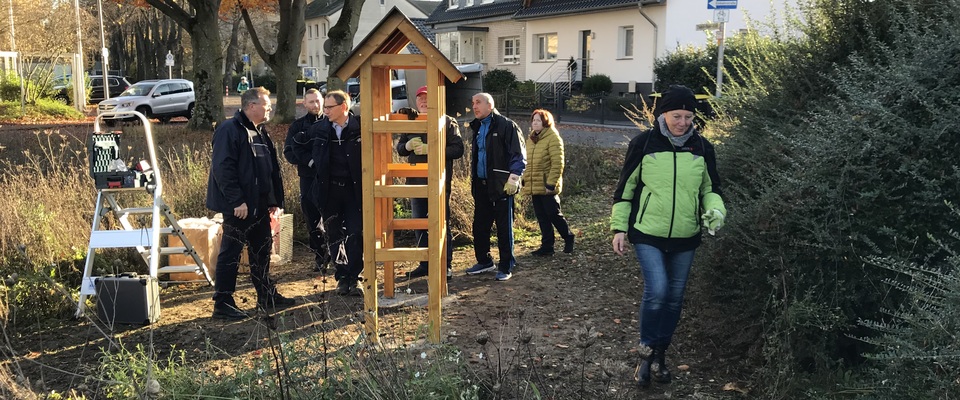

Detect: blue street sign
708,0,737,9
242,54,250,63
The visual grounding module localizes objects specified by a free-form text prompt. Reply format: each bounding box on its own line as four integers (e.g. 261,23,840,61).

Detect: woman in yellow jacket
523,109,574,255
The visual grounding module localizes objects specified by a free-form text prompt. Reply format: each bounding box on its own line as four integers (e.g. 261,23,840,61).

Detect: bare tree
239,0,305,123
143,0,224,130
325,0,366,91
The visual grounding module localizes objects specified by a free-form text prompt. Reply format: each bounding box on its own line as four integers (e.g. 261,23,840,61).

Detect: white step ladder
75,111,213,318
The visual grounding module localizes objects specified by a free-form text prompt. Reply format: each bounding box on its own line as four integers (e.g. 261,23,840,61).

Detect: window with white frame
501,37,520,64
322,23,327,37
449,0,458,9
535,33,558,61
465,0,474,6
481,0,493,3
619,26,634,58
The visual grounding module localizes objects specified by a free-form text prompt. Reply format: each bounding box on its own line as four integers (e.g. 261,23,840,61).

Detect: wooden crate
166,219,222,281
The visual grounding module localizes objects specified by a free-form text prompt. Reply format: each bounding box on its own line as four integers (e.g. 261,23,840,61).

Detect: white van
350,79,408,115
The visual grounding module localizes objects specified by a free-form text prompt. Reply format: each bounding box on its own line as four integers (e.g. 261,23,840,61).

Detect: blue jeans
633,244,696,348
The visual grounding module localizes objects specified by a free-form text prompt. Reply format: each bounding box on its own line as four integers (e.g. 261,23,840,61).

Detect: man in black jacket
283,88,328,272
206,87,296,320
307,90,364,296
395,86,465,279
464,92,526,281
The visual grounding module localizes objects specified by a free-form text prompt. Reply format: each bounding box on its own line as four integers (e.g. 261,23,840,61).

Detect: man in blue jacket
283,88,328,272
307,90,364,296
464,93,526,281
206,87,296,320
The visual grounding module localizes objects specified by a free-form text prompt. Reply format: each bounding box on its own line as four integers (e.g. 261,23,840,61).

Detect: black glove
397,107,420,120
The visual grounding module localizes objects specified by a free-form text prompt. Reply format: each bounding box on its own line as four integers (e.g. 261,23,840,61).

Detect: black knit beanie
655,85,698,116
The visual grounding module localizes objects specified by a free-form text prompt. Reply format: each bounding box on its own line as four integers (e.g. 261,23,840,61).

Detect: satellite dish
322,39,332,56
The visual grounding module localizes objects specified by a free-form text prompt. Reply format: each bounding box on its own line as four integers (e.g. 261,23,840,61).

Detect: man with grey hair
464,92,526,281
207,87,295,320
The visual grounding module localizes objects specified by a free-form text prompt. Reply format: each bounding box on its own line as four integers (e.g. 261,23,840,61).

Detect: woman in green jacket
523,109,574,255
610,85,726,387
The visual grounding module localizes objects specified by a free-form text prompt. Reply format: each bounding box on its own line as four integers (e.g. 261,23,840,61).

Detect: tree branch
143,0,194,30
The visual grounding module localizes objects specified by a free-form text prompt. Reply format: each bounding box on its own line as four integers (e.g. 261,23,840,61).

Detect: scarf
657,114,695,147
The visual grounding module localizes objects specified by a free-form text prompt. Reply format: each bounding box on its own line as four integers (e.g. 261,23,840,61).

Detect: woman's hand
612,232,627,256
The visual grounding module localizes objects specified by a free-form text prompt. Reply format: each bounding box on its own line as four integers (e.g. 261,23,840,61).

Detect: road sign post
165,51,174,79
707,0,735,96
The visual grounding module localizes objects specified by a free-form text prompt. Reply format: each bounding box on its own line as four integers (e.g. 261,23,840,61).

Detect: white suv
98,79,195,124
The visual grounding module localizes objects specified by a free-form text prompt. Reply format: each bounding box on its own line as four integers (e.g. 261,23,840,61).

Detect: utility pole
715,21,725,97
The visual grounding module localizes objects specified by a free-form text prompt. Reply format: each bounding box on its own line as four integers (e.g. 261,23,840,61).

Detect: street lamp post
73,0,86,110
97,0,109,101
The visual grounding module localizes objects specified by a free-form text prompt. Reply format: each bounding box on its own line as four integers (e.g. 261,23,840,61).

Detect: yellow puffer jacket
521,125,564,196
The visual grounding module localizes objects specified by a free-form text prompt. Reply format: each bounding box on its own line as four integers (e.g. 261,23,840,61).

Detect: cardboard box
166,218,222,281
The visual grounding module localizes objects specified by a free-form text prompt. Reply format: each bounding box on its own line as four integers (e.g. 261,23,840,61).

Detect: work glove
405,137,424,153
503,173,521,195
413,140,428,155
397,107,419,120
701,209,725,235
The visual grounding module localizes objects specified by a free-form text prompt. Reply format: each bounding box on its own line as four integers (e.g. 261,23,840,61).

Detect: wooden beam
395,21,464,83
372,120,427,134
359,62,380,344
426,63,446,344
375,248,430,262
386,163,428,179
371,54,427,69
335,15,404,80
389,218,428,231
374,184,428,199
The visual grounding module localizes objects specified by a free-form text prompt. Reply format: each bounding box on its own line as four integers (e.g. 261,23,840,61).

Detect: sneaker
495,271,512,281
465,261,496,275
406,265,429,279
531,247,555,256
258,293,297,310
563,236,575,254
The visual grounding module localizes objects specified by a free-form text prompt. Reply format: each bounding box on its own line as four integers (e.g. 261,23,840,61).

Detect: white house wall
661,0,797,54
524,9,660,88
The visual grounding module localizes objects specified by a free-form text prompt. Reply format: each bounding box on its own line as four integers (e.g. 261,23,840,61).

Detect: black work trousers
321,180,363,284
214,208,274,301
299,177,329,266
472,179,516,273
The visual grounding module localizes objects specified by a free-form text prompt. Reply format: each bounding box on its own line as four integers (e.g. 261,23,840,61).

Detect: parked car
350,79,408,115
53,74,131,104
97,79,195,124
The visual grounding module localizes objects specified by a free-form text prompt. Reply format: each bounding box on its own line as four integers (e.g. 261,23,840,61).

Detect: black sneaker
349,284,364,297
212,301,248,320
336,281,351,296
258,293,297,310
531,247,555,256
406,265,429,279
563,236,575,254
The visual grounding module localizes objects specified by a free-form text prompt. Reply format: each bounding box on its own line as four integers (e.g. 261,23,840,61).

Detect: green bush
0,72,21,101
857,214,960,399
580,74,611,95
483,69,517,93
698,0,960,397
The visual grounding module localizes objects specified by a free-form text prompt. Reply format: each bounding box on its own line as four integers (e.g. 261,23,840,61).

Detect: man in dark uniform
395,86,465,278
206,87,296,320
307,90,364,296
283,88,329,272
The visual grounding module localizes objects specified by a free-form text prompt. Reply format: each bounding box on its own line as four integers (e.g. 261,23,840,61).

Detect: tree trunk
223,10,242,79
240,0,306,123
326,0,366,91
188,5,224,130
143,0,224,130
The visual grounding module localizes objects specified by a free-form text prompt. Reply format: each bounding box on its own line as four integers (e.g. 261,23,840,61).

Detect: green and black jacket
610,124,725,252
